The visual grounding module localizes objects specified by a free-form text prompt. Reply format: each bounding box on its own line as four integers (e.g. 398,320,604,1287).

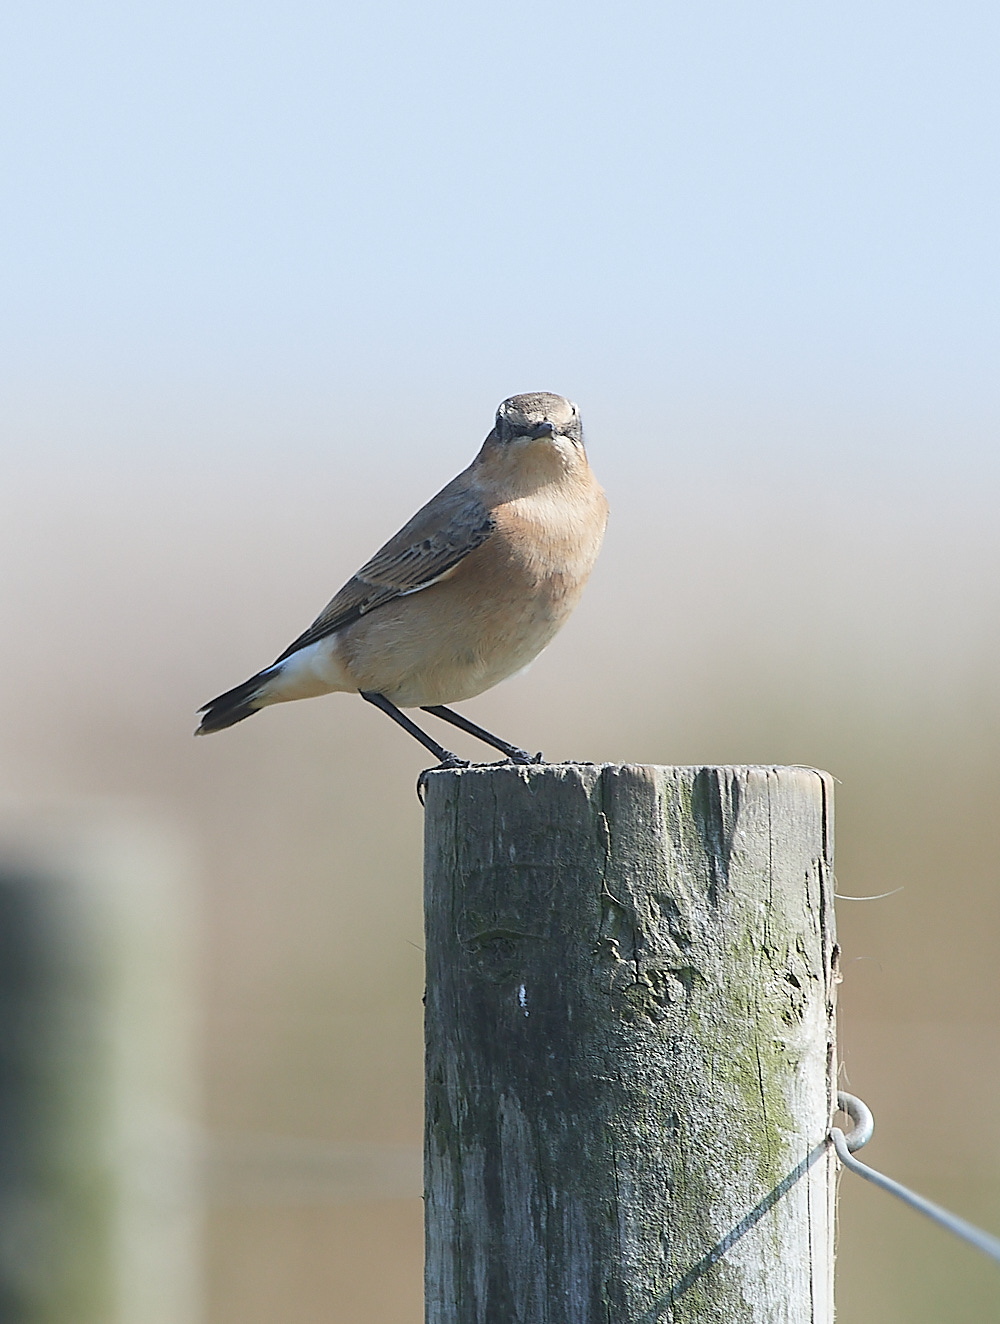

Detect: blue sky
3,0,999,451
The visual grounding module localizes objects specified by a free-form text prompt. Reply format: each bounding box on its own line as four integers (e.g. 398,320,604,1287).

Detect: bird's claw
506,747,545,765
416,755,471,804
416,751,546,802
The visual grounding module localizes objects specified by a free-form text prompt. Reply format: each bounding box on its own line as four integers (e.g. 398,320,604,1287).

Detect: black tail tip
195,705,256,735
195,676,266,734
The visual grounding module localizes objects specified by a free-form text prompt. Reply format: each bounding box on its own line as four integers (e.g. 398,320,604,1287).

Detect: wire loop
831,1090,1000,1266
835,1090,874,1152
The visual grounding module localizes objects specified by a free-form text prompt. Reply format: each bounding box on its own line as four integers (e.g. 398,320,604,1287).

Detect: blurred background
2,0,999,1319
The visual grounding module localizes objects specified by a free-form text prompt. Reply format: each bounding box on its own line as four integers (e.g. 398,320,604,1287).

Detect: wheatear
197,392,608,770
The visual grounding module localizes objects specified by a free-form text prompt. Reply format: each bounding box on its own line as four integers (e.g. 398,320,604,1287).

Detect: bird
196,392,608,773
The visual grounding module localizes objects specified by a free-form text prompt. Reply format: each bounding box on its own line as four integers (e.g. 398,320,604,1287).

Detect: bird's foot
416,754,470,804
504,747,545,765
416,751,546,802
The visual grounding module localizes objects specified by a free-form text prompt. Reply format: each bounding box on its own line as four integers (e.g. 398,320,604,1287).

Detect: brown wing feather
273,479,494,664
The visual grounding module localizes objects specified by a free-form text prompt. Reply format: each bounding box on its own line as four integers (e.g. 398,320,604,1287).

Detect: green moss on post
423,765,837,1323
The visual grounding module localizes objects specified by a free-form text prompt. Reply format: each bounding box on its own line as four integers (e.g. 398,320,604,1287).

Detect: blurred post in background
0,804,202,1324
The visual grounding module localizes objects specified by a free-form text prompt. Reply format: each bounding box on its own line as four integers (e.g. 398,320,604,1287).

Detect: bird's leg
360,692,470,768
420,705,543,765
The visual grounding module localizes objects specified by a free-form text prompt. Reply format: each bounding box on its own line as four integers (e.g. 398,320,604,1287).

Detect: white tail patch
262,637,353,702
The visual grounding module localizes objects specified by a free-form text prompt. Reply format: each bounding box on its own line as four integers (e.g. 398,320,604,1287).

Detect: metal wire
832,1091,1000,1266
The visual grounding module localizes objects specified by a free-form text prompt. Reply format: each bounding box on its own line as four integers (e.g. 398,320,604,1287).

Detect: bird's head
494,393,583,449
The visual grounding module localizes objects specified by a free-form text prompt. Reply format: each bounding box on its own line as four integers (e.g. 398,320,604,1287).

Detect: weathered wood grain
423,764,837,1323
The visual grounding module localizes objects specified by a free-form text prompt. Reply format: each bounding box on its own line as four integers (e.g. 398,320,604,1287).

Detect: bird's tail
196,670,274,734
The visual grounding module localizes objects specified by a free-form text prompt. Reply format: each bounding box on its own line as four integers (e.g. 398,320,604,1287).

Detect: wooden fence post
423,764,837,1323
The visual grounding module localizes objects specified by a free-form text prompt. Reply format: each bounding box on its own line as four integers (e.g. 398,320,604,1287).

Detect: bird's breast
336,470,608,707
492,479,608,593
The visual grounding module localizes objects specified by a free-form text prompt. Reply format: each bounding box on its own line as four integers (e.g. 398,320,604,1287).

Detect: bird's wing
272,479,494,664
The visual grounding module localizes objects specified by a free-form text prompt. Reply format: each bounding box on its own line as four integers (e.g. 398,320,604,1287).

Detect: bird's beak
530,421,557,439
